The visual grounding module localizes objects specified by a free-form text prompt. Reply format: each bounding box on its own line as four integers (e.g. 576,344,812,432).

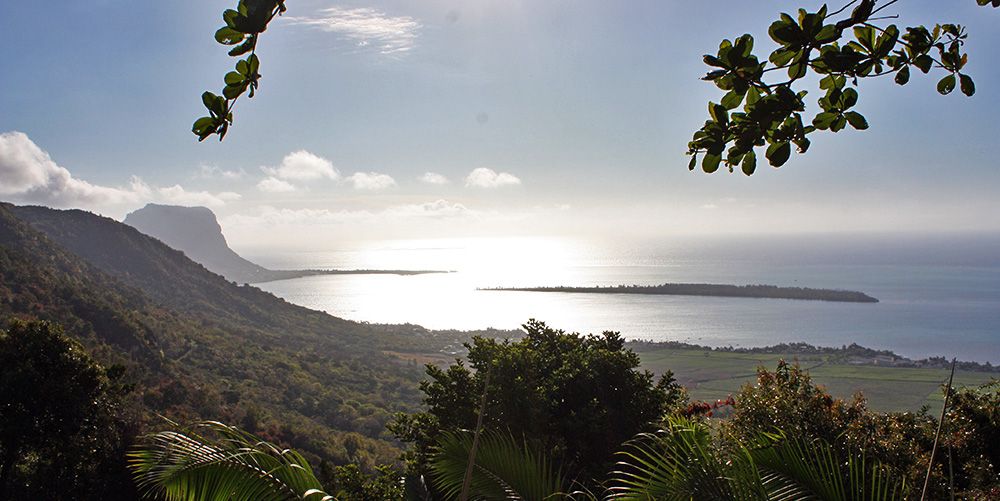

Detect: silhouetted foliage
391,319,684,488
0,320,138,500
728,361,1000,499
688,0,989,174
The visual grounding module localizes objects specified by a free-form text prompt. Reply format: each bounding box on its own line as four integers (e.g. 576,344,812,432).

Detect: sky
1,0,998,251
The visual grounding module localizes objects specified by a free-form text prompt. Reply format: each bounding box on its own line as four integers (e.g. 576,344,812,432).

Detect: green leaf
215,27,245,45
839,88,858,109
770,48,796,66
845,111,869,130
741,150,757,176
830,115,848,132
765,142,791,167
812,112,838,130
228,38,255,57
201,92,226,116
815,24,839,44
959,74,976,96
688,155,698,171
224,71,245,85
248,54,260,74
937,74,956,95
703,55,726,68
236,59,249,76
721,90,744,110
709,103,729,125
223,9,240,28
702,154,722,173
913,54,933,73
853,26,875,50
223,84,244,100
894,65,910,85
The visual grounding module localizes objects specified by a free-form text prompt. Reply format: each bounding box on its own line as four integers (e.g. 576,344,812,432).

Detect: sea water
247,234,1000,364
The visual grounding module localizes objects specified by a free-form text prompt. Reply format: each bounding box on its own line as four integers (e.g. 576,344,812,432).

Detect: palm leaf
748,433,907,501
128,421,333,501
428,430,567,500
608,417,767,501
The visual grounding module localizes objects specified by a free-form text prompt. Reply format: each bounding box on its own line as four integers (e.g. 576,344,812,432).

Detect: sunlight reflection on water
250,236,1000,363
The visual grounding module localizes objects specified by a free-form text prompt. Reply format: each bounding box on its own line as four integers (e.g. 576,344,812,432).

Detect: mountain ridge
122,203,447,283
0,202,459,466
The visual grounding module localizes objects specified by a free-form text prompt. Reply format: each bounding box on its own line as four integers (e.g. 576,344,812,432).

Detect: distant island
479,283,879,303
250,268,448,284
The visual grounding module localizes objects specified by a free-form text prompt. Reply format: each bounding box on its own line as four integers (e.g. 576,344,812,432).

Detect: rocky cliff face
123,203,268,283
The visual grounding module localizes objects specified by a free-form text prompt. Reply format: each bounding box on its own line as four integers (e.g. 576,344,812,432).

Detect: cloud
465,167,521,188
224,200,475,228
348,171,396,191
0,131,144,206
0,131,239,211
156,185,241,207
285,7,421,55
257,177,296,193
262,150,339,181
419,172,450,185
197,164,245,180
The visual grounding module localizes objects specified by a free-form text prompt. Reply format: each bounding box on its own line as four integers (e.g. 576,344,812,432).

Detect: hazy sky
1,1,998,250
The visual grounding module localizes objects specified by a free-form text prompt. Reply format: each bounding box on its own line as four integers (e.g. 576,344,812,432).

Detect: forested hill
0,203,448,466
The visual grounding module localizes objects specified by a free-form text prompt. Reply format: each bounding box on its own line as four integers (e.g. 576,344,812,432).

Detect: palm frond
428,430,567,500
748,432,906,501
607,417,766,501
128,421,333,501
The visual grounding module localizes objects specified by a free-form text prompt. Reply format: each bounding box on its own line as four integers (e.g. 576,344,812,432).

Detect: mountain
122,203,447,284
123,204,275,283
0,203,466,466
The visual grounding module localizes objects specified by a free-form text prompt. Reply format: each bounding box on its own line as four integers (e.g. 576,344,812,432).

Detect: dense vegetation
0,203,470,467
2,203,997,498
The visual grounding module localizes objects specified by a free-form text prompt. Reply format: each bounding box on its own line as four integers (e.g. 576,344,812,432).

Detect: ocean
246,234,1000,364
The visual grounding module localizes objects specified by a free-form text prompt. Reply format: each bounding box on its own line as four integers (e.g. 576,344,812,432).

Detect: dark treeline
481,282,879,303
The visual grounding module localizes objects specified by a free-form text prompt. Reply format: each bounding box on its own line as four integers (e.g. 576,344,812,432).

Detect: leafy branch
193,0,287,141
687,0,985,175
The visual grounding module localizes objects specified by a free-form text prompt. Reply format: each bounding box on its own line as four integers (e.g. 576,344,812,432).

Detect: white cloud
384,199,471,218
285,7,421,55
156,185,241,207
0,131,144,206
197,164,245,180
348,171,396,191
257,177,296,193
0,131,240,212
419,172,450,185
225,200,474,228
465,167,521,188
262,150,339,181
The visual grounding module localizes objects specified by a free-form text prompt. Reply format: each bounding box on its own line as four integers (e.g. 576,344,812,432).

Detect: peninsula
479,283,879,303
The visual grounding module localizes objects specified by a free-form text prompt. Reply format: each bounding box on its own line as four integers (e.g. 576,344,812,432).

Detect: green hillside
0,203,459,467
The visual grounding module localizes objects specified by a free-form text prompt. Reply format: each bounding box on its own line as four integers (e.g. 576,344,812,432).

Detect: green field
636,347,998,412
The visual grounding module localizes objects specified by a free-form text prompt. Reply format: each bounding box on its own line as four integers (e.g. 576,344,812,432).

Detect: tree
0,319,138,500
195,1,995,143
687,0,993,175
390,320,684,488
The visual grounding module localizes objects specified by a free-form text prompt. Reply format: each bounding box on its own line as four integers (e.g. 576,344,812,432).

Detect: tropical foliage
390,320,686,488
427,431,567,501
129,421,332,501
687,0,988,174
0,320,138,500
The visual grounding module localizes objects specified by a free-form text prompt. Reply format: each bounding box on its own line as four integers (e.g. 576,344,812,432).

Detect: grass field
636,347,998,412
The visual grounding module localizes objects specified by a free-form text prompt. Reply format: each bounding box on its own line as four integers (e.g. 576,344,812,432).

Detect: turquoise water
247,234,1000,363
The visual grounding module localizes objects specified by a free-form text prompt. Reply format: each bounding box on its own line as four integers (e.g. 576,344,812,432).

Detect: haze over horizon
2,1,998,250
